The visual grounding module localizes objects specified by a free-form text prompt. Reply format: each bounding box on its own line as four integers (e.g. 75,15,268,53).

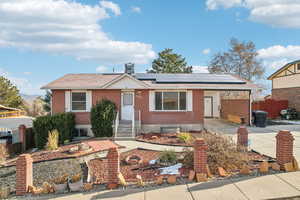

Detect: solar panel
134,73,246,84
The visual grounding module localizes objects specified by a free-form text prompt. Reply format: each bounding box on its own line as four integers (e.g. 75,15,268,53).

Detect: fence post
194,138,208,175
237,126,248,150
16,154,33,195
276,130,294,169
18,124,26,152
107,147,120,188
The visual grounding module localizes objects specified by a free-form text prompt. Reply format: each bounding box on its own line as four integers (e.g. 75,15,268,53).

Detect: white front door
121,92,134,121
204,96,213,118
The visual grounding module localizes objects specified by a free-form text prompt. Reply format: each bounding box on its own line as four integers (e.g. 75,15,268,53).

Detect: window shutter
149,91,155,111
86,91,92,112
65,91,71,112
187,90,193,111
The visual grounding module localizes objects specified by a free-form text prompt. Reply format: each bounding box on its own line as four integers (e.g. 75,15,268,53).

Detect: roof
268,60,300,80
41,73,258,90
41,74,120,89
0,105,20,111
135,73,246,84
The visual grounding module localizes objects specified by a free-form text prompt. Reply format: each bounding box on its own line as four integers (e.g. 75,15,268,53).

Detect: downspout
249,90,252,126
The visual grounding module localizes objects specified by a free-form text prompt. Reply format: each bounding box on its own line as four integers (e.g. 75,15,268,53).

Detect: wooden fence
0,110,26,119
252,99,288,119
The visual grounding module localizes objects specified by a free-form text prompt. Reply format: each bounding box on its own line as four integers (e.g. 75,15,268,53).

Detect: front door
121,91,134,121
204,96,213,118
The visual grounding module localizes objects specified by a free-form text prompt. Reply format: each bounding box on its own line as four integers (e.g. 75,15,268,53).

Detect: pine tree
0,76,23,108
147,48,192,73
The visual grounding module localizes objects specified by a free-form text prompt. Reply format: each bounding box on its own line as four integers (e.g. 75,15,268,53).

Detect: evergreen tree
147,48,192,73
0,76,23,108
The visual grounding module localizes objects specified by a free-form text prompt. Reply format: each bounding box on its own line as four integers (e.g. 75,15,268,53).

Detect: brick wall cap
276,130,294,140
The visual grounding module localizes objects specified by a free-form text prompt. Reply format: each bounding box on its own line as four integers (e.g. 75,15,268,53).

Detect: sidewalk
22,171,300,200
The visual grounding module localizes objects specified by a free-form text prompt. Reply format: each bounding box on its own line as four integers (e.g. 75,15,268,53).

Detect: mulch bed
136,132,201,147
120,148,162,182
116,148,275,183
3,139,122,167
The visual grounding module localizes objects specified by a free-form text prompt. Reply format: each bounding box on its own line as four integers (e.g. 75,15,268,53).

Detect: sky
0,0,300,95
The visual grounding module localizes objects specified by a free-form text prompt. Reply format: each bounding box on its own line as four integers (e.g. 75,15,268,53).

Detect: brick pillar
237,126,248,149
276,130,294,169
16,154,33,196
194,138,208,174
18,125,26,152
107,147,120,185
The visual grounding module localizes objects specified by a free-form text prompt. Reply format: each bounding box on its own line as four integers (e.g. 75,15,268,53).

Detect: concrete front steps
114,120,135,140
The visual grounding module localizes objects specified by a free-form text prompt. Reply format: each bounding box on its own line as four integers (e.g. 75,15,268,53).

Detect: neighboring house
41,64,258,139
268,60,300,111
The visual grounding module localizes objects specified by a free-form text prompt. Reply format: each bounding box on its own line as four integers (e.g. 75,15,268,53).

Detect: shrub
158,150,178,165
182,148,193,168
33,113,75,149
45,130,59,151
90,99,117,137
182,131,248,173
177,132,192,143
0,145,8,162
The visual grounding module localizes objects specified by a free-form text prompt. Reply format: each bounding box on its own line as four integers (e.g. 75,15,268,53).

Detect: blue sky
0,0,300,95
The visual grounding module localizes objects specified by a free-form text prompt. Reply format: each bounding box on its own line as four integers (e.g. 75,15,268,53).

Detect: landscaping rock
206,165,213,178
155,176,164,185
83,183,93,191
240,165,250,175
271,163,281,171
188,170,195,181
259,161,269,173
218,167,227,177
167,175,177,184
196,173,208,182
106,183,118,190
0,187,10,199
292,157,299,171
284,162,294,172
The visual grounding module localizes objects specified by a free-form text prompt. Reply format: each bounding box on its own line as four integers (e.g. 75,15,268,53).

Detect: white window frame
154,90,187,112
71,90,88,112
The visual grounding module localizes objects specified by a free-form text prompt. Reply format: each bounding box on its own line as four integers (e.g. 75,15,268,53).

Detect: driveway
204,119,300,161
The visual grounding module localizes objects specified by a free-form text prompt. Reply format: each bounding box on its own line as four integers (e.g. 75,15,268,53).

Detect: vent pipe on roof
125,63,135,75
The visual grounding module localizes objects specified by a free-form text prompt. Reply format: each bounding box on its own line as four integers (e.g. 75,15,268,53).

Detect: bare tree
208,38,265,81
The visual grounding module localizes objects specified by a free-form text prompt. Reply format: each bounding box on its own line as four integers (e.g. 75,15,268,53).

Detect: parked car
280,108,298,120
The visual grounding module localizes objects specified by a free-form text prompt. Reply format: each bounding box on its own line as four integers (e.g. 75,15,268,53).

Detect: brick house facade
268,60,300,112
43,66,257,138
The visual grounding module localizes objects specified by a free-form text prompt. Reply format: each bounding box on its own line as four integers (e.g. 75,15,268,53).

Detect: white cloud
206,0,300,28
192,66,209,73
0,68,42,95
23,72,32,75
202,48,211,55
96,65,109,73
100,0,121,16
131,6,141,13
0,0,155,64
206,0,242,10
257,45,300,70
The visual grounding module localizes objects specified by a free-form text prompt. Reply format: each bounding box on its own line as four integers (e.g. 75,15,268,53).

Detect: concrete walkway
24,171,300,200
116,140,188,153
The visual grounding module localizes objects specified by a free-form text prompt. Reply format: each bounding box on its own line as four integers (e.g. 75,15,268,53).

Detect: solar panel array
134,73,246,84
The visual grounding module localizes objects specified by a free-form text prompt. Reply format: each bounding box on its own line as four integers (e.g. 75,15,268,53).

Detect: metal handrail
0,110,25,119
132,110,135,137
114,111,119,137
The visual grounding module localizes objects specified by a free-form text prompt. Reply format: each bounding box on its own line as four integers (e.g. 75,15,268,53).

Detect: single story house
268,60,300,111
42,64,258,139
